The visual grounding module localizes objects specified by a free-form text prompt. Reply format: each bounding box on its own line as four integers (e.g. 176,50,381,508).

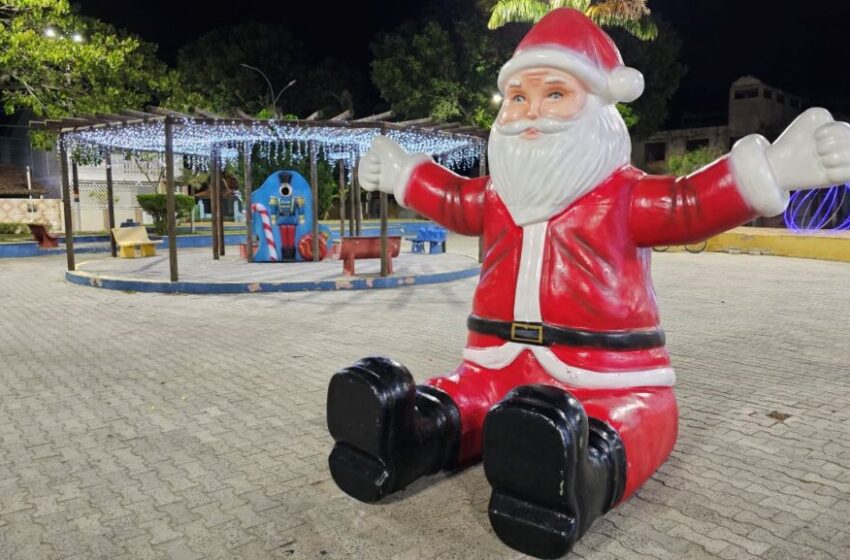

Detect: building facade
632,76,805,173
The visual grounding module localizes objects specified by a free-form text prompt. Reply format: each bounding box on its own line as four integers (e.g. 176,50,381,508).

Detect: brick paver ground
1,237,849,560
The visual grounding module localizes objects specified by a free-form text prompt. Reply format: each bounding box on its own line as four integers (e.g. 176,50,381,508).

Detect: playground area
0,247,848,559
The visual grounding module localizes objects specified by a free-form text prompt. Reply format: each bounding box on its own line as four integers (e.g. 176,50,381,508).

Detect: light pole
240,64,295,118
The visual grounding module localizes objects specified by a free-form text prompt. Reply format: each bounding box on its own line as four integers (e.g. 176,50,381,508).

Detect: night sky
76,0,850,124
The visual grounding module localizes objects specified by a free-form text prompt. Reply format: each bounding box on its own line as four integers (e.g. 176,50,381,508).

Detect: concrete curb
65,265,481,294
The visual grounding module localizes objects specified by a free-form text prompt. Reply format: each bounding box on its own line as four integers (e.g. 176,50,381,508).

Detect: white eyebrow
545,76,568,84
507,78,522,87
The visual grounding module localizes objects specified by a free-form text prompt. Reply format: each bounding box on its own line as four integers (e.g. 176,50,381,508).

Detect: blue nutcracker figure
250,170,332,262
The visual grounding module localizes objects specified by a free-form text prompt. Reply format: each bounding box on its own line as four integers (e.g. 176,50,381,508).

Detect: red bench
27,223,59,248
340,236,401,276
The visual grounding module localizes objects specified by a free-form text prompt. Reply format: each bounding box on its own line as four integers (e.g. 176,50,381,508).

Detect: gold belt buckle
510,322,544,344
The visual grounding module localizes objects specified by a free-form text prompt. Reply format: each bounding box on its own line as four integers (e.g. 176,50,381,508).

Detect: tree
484,0,657,40
0,0,171,126
168,23,365,119
371,9,520,128
609,18,684,138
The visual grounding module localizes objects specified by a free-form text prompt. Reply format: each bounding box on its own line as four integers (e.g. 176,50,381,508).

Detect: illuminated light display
783,184,850,232
62,119,485,173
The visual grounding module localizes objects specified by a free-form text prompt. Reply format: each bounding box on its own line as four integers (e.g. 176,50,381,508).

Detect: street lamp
44,26,58,38
240,64,296,118
71,32,85,43
492,93,503,105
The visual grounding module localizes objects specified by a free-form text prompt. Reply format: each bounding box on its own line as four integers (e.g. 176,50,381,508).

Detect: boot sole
326,358,415,503
483,393,582,558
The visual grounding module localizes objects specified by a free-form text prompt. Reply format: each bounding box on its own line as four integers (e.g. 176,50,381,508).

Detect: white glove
731,107,850,216
357,136,431,204
767,108,850,190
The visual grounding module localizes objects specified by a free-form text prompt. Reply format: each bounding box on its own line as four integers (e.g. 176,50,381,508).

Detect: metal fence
77,181,159,209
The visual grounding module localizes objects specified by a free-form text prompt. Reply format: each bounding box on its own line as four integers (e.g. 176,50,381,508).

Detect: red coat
404,158,758,378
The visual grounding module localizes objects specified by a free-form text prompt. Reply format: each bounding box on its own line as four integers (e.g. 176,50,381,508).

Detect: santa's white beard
488,101,632,226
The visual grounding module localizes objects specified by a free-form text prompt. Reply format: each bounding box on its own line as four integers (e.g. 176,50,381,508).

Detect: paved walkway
1,240,848,560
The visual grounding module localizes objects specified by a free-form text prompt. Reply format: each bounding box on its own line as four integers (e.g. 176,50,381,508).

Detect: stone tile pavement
0,237,849,559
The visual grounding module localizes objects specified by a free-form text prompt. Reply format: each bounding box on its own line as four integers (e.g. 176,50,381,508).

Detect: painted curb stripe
65,266,481,294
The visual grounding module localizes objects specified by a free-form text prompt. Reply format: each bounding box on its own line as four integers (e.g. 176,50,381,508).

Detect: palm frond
549,0,591,10
587,0,649,22
488,0,549,29
616,15,658,40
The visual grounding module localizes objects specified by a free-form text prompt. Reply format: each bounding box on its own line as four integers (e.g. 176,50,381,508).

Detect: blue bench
407,226,447,254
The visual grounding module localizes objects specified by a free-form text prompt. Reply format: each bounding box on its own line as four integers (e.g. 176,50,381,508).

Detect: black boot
326,356,461,503
483,384,626,559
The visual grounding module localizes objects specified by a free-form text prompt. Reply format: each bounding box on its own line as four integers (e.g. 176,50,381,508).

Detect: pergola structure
31,108,487,281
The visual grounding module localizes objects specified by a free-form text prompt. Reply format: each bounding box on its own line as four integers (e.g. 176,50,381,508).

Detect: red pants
427,350,678,502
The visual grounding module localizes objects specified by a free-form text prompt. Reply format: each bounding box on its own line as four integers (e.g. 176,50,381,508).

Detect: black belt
467,315,665,351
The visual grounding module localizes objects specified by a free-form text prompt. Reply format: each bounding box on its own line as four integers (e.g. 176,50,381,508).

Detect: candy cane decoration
251,203,278,261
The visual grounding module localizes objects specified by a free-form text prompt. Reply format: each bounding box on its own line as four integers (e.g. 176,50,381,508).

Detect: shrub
137,194,195,235
0,222,30,234
666,146,725,176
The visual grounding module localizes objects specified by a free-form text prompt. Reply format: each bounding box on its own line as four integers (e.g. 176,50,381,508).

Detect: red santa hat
498,8,644,104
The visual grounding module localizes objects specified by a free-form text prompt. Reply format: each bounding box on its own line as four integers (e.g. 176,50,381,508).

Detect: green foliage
0,222,30,234
484,0,657,40
371,6,519,127
370,1,675,133
136,194,195,235
0,0,172,147
616,103,639,129
609,19,685,138
665,146,724,176
167,23,364,119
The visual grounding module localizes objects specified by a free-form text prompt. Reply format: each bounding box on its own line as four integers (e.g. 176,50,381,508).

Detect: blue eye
549,91,564,99
512,95,526,102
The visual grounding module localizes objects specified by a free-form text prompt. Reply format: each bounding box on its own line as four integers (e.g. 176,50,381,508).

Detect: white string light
63,119,485,173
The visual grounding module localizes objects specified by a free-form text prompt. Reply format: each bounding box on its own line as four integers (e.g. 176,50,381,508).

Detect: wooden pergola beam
146,106,193,119
329,109,352,122
354,110,393,123
395,117,435,126
120,109,161,119
193,108,228,119
305,111,322,121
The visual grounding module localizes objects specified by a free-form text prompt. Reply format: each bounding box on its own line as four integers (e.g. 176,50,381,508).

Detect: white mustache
495,117,575,136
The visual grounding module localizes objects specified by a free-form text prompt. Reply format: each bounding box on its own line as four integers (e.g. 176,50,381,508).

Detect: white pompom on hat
498,8,645,104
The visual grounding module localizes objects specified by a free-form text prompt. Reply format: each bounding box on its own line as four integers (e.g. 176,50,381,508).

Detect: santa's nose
526,101,541,119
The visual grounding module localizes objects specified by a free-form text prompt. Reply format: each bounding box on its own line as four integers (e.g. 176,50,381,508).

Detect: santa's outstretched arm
358,136,488,236
630,108,850,247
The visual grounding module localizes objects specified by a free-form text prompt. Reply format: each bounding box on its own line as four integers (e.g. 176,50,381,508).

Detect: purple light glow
783,185,850,232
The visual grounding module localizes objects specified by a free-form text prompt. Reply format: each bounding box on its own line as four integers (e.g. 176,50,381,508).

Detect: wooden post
309,140,319,262
218,169,226,257
380,192,389,277
338,160,346,238
210,146,219,260
105,151,117,257
349,157,355,236
71,160,81,232
244,142,253,263
165,118,178,281
354,160,362,235
478,145,488,264
59,138,75,271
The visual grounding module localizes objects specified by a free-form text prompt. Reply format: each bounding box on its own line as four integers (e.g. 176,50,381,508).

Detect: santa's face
489,67,631,226
497,68,589,138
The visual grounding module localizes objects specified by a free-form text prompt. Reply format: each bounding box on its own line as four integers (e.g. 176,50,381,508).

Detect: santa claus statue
326,8,850,559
